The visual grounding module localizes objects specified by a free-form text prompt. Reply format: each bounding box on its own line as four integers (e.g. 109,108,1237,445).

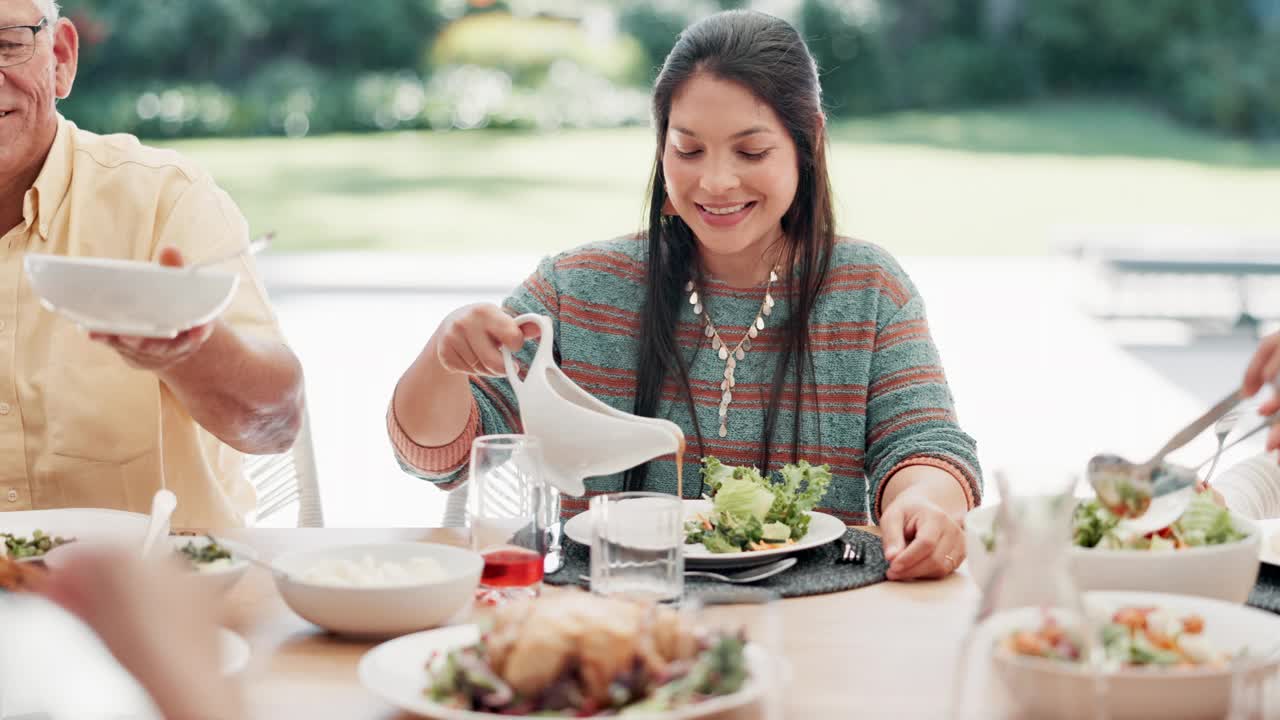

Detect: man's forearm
159,322,304,454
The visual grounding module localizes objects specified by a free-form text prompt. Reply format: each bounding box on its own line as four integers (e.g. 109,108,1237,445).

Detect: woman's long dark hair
625,10,836,491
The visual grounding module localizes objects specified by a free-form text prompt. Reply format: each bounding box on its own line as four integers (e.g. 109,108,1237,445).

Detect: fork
1203,405,1243,486
838,539,864,564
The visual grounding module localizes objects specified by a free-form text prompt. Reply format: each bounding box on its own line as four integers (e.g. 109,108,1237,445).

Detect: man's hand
88,247,216,372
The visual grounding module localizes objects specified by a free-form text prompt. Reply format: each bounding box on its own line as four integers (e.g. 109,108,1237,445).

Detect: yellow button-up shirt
0,116,285,528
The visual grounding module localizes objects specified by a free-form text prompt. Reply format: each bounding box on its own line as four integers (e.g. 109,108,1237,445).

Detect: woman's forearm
880,464,970,519
393,336,475,447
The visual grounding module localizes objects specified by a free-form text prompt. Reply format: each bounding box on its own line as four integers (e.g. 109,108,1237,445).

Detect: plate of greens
564,457,845,569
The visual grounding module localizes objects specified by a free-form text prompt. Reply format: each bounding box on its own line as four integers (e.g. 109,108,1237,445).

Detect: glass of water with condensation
589,492,684,602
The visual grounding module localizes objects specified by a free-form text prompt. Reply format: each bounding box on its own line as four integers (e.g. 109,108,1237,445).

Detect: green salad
684,457,832,553
178,536,234,567
981,492,1246,553
1073,493,1246,550
3,530,75,559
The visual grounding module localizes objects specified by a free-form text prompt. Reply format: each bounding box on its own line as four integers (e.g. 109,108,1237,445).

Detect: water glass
468,434,550,603
589,491,683,602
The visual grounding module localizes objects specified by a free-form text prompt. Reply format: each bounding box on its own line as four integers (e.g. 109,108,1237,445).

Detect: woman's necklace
686,268,778,438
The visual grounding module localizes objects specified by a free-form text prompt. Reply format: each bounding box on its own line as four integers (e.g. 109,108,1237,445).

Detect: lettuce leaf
1174,492,1245,546
688,457,834,550
713,478,775,522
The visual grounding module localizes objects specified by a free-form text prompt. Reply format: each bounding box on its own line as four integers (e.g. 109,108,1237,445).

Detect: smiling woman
389,9,983,582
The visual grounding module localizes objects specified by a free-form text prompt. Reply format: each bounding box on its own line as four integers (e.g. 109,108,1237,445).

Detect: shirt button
0,319,6,331
0,402,9,415
6,490,16,503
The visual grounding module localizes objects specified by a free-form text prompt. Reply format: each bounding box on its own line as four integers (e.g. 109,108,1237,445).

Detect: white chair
245,410,323,527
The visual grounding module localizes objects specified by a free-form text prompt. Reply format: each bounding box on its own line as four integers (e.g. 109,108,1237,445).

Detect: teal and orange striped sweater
388,236,982,525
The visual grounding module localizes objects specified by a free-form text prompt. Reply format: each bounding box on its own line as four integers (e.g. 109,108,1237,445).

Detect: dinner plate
1,508,151,560
24,254,239,339
562,498,848,569
358,624,768,719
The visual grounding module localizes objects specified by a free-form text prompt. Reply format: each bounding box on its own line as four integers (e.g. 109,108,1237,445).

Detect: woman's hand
433,304,541,377
879,483,967,581
1243,332,1280,453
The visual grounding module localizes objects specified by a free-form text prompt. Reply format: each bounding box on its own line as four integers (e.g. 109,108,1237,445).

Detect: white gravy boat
502,313,685,497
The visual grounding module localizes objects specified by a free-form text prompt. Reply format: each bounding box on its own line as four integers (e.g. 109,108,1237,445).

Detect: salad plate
2,508,150,561
359,622,768,719
565,457,845,569
564,500,847,570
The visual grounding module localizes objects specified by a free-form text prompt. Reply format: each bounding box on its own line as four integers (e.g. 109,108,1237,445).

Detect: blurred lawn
164,101,1280,255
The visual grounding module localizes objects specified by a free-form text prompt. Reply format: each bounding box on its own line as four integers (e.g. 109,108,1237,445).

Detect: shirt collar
25,114,75,242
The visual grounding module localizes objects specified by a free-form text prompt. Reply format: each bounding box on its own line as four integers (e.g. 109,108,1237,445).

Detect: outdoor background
53,0,1280,526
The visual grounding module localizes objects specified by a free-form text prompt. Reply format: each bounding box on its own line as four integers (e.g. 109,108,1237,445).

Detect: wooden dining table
214,526,1017,720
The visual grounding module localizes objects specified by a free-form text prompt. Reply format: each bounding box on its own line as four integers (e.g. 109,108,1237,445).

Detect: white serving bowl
269,543,483,638
24,254,238,339
985,590,1280,720
168,535,257,596
965,499,1262,603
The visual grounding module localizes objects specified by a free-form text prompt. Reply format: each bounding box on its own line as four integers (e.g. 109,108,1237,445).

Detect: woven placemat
545,527,888,599
1248,564,1280,614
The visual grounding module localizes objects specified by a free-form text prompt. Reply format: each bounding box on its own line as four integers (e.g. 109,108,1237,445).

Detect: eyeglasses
0,17,48,69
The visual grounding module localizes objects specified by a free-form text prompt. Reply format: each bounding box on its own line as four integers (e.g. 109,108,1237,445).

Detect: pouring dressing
502,313,686,497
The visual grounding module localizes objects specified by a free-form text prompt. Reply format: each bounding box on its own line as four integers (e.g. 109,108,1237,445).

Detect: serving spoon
1087,389,1242,534
139,489,178,559
184,232,273,273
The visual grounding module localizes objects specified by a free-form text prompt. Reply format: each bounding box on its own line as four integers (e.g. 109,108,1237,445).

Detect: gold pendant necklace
686,269,778,437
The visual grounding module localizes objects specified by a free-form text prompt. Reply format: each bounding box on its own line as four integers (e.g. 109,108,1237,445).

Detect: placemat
545,527,888,600
1248,563,1280,614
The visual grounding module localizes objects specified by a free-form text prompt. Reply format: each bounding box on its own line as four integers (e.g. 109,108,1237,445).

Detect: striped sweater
389,236,982,525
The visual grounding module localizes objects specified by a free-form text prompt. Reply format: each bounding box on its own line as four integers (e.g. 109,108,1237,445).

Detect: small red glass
468,435,549,603
480,547,545,588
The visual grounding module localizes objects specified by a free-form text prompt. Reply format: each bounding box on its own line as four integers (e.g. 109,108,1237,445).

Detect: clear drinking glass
468,434,550,603
589,491,684,602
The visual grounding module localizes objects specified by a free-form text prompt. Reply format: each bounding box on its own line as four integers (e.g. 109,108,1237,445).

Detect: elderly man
0,0,305,527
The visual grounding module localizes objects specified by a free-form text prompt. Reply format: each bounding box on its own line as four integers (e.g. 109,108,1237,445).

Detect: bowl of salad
965,492,1261,603
987,591,1280,720
168,534,257,596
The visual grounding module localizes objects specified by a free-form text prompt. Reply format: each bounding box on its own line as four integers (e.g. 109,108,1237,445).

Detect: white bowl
270,543,483,638
985,590,1280,720
965,500,1262,603
169,535,257,596
24,254,239,339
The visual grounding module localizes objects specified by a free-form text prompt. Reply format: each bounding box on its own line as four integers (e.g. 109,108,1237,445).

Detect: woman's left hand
879,488,966,581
